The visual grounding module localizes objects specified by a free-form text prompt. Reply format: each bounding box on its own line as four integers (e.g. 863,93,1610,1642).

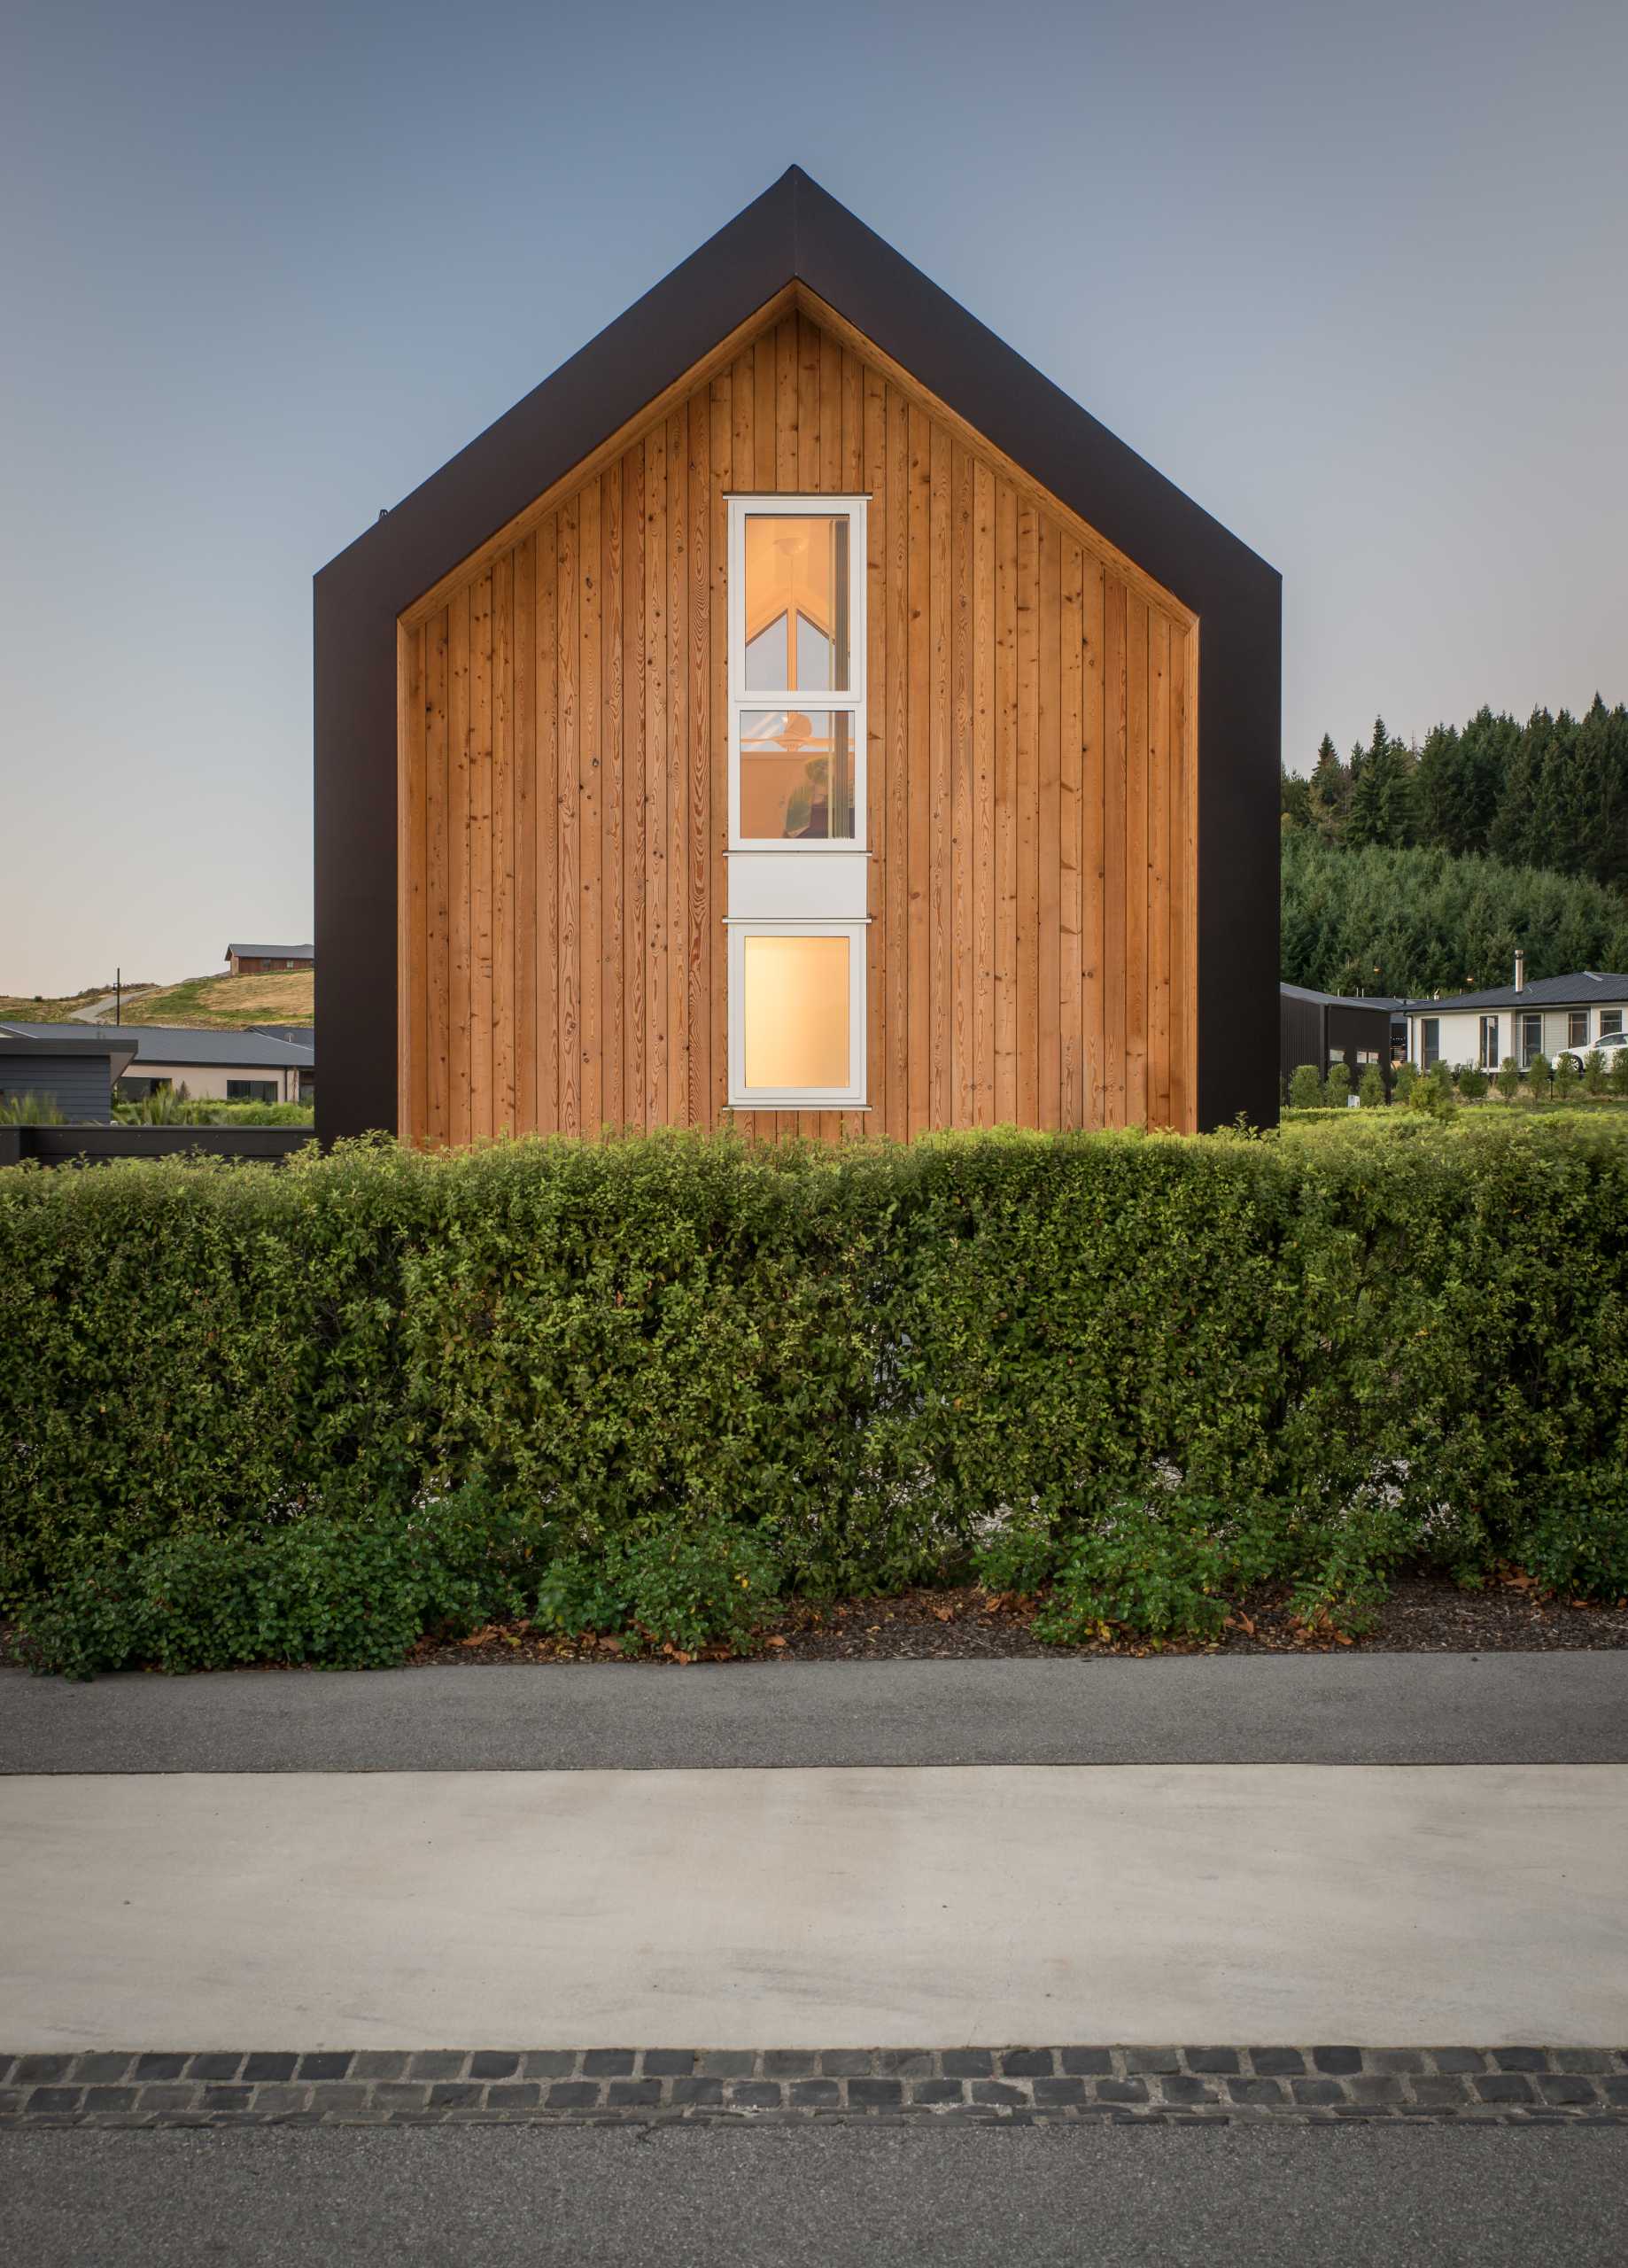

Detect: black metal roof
1404,973,1628,1014
224,943,312,959
1280,984,1406,1011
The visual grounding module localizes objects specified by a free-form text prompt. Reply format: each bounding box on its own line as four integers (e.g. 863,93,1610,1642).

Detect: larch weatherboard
396,301,1198,1146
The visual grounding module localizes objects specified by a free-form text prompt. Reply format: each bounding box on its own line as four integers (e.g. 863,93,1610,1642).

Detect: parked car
1554,1035,1628,1078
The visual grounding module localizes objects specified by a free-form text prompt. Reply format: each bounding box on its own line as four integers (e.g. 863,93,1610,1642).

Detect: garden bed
407,1566,1628,1669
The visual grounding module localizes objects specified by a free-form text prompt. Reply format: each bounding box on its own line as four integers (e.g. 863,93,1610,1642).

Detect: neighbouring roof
1280,984,1407,1011
224,943,313,960
251,1024,317,1048
1404,973,1628,1014
0,1026,140,1077
0,1023,314,1068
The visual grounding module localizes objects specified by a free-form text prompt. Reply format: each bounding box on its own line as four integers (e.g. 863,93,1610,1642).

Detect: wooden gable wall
396,298,1198,1145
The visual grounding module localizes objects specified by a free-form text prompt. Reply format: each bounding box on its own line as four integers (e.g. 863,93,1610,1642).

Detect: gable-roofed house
225,943,313,976
315,170,1280,1146
1407,962,1628,1075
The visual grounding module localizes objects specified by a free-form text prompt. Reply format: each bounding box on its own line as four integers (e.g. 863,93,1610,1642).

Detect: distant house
0,1024,313,1105
225,943,313,976
1280,984,1405,1093
0,1026,138,1121
1405,960,1628,1073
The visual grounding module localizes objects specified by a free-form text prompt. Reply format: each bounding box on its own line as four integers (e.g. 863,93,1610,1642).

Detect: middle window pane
743,516,849,692
740,710,854,840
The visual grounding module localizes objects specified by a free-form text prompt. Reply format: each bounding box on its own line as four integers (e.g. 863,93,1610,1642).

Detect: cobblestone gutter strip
4,2048,1627,2129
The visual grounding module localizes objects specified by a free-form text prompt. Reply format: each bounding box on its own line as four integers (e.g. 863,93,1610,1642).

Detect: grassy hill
116,971,314,1028
0,982,160,1022
0,971,313,1029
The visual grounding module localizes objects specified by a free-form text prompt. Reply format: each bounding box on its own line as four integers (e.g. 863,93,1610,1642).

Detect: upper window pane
743,516,849,692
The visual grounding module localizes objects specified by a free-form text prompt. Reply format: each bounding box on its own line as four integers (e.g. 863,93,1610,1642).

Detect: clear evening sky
3,0,1624,995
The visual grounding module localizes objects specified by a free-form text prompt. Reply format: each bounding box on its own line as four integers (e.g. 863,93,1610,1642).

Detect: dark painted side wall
0,1054,114,1122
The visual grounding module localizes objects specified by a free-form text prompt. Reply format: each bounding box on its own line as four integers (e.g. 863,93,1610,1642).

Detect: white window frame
727,920,867,1109
1478,1014,1500,1069
1601,1009,1624,1040
726,495,867,854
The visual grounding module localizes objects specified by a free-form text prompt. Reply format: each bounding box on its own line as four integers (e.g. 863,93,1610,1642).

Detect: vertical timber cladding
398,299,1198,1146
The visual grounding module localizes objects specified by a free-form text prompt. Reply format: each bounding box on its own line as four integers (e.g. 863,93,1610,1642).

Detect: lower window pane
742,935,849,1090
740,711,853,840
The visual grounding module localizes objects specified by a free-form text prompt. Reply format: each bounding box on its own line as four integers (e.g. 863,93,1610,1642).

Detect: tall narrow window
727,497,868,1108
1520,1012,1542,1068
1421,1019,1440,1068
730,505,864,849
1479,1014,1500,1069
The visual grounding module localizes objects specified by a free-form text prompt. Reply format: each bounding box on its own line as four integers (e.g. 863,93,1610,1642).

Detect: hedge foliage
2,1121,1625,1659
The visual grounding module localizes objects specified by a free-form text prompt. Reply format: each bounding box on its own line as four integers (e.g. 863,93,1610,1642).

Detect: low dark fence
3,1126,313,1168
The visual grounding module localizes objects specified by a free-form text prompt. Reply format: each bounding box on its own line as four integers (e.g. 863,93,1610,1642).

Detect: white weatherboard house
1405,958,1628,1074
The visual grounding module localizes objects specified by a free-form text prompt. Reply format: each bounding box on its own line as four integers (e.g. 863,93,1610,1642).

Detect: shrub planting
1358,1064,1386,1108
1286,1063,1323,1111
1496,1056,1522,1101
2,1122,1625,1672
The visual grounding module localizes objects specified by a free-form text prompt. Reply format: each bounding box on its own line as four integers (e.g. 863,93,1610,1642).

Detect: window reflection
743,517,849,692
740,710,854,840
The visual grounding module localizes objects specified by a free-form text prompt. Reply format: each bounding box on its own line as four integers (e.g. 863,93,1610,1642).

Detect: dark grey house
0,1027,138,1121
1279,984,1404,1094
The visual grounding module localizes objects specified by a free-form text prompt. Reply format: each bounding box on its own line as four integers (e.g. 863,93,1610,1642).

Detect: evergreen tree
1347,717,1416,849
1489,708,1553,869
1299,696,1621,884
1415,709,1515,856
1306,734,1350,842
1280,760,1312,830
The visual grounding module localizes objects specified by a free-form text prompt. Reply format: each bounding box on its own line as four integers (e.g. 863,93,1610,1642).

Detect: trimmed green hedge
3,1122,1625,1633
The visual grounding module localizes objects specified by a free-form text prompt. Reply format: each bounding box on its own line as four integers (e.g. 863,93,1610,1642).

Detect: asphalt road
6,2122,1625,2268
5,1651,1625,1774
